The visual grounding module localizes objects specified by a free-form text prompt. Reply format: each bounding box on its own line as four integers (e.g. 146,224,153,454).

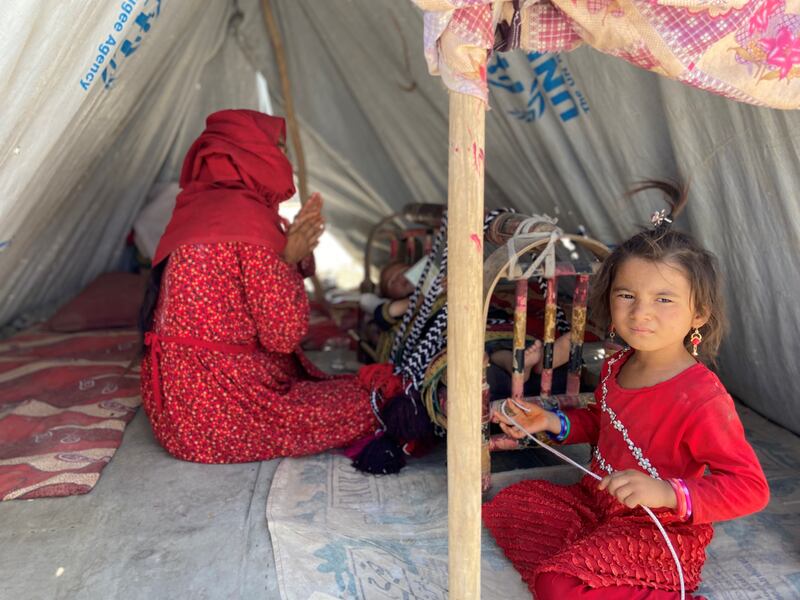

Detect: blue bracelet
546,408,570,443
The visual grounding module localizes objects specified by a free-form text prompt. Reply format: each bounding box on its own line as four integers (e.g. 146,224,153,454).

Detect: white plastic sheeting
0,0,798,432
0,0,250,323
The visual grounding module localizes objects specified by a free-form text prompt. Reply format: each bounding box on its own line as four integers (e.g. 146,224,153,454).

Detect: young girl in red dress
485,182,769,599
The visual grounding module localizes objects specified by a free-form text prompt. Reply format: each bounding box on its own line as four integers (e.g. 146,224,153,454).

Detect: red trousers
535,573,705,600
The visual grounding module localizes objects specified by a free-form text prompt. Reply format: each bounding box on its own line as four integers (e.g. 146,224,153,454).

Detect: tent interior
1,0,798,598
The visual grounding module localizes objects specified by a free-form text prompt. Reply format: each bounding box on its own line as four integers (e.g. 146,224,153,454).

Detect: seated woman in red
139,109,379,463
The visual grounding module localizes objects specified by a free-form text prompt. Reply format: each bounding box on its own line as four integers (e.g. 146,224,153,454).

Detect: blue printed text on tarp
79,0,162,92
488,52,590,123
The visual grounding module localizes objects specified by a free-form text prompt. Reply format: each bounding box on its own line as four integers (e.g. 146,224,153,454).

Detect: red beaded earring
689,328,702,357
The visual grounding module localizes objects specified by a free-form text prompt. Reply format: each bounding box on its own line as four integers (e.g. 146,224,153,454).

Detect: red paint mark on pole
470,234,482,252
472,143,485,171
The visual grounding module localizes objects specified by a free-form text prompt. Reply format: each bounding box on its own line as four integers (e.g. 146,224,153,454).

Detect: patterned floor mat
268,405,800,599
268,450,533,600
0,328,141,500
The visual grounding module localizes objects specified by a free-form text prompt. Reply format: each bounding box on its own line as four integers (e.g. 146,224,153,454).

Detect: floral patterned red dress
141,241,378,463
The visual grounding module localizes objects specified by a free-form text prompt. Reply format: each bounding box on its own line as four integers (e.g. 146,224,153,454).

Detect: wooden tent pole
261,0,308,201
447,90,485,600
261,0,327,309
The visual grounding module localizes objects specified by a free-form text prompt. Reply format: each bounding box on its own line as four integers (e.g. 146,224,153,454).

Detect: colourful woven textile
414,0,800,109
0,329,141,501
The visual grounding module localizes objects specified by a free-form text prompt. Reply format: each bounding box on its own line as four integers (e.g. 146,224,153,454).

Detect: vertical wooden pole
261,0,308,202
261,0,327,310
447,90,485,600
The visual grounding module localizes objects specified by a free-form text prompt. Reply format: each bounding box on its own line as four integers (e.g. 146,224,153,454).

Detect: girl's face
609,257,705,356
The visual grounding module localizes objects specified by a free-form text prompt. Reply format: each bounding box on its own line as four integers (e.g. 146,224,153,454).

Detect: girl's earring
690,328,703,357
609,326,616,340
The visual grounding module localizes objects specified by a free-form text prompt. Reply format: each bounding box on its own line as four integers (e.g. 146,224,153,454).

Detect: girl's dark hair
137,261,166,354
588,180,727,364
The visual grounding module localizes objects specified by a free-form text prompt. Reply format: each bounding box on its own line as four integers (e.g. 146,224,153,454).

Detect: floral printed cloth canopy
414,0,800,109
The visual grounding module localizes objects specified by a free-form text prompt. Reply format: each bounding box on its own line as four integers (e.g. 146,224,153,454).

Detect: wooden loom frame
479,224,609,486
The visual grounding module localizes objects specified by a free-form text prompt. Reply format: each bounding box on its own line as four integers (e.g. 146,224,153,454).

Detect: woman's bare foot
523,340,543,382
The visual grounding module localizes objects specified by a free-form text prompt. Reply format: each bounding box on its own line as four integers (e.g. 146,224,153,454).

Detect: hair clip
650,209,673,229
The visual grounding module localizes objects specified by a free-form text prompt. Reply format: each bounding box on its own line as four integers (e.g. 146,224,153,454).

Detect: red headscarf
152,109,296,265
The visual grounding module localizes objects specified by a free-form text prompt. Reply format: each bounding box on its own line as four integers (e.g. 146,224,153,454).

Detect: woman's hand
283,194,325,265
300,192,323,218
493,399,561,439
598,469,677,510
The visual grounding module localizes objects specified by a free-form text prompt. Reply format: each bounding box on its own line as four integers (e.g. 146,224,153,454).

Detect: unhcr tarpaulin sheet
0,0,256,327
0,0,798,433
255,0,800,433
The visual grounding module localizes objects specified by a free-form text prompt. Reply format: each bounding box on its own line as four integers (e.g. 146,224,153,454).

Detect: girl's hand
598,469,677,510
493,400,561,439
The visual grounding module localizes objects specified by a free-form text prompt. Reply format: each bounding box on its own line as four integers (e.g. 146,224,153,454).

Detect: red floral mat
0,328,141,501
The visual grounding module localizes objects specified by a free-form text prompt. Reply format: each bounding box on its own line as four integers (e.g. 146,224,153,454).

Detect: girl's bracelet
677,478,692,520
667,478,688,519
546,408,570,443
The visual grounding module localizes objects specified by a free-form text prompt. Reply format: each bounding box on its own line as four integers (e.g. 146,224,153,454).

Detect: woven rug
268,403,800,599
0,328,141,501
267,450,536,600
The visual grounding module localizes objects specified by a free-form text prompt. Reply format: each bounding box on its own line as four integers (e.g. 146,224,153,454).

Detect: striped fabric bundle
390,208,570,394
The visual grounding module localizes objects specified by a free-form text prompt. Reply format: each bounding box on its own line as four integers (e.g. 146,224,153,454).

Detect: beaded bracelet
546,408,570,443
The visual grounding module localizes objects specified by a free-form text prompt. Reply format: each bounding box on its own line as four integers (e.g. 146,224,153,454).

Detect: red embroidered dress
141,242,377,463
483,348,769,596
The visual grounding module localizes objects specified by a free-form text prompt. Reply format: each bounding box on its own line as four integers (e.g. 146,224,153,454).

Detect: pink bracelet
667,478,686,519
677,478,692,520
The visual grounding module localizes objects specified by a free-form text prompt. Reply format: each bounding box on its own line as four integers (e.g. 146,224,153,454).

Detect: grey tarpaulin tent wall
2,0,797,434
256,0,800,441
